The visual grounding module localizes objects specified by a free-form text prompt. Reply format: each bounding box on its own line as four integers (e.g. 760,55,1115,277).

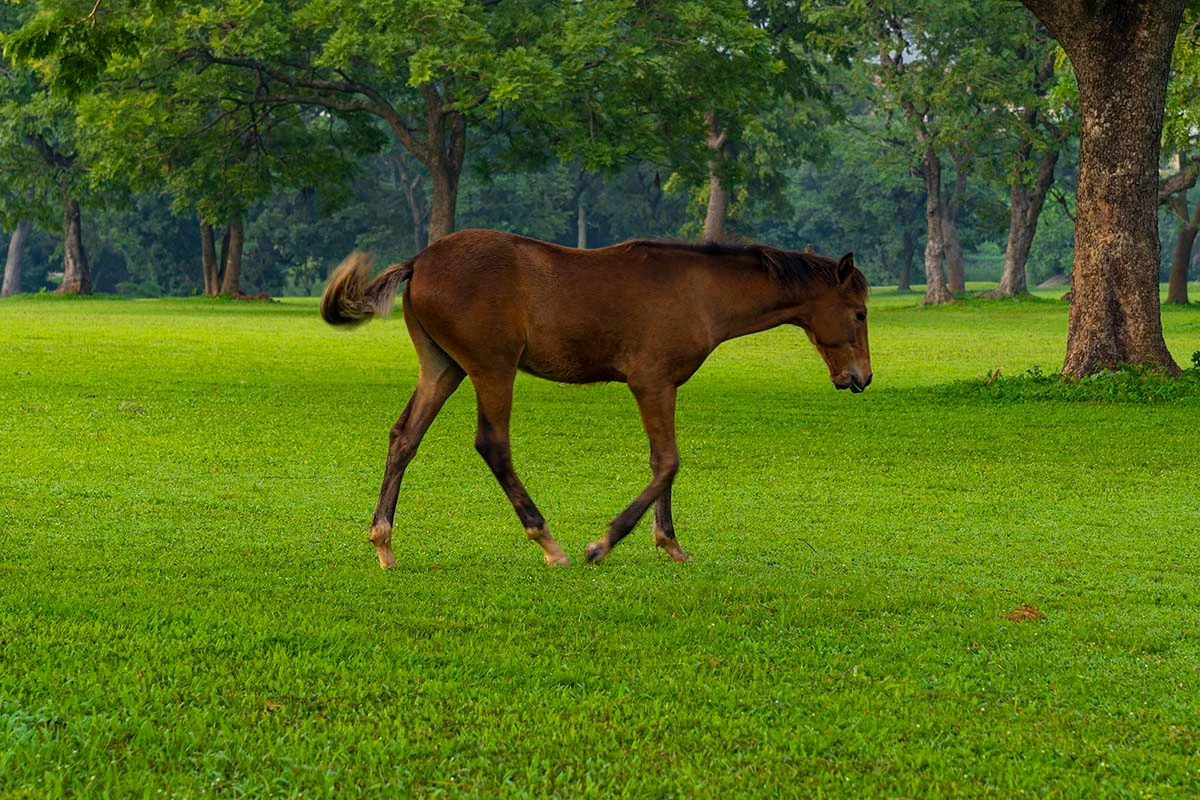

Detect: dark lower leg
653,485,690,562
369,364,463,568
474,378,569,566
586,385,679,563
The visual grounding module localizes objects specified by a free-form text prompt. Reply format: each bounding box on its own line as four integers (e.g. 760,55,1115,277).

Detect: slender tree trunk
702,111,730,242
58,183,91,295
1022,0,1183,376
200,221,220,297
921,146,953,305
942,158,968,293
394,151,428,253
2,220,31,297
577,197,588,249
218,214,244,296
1166,196,1196,304
986,147,1059,299
898,228,914,292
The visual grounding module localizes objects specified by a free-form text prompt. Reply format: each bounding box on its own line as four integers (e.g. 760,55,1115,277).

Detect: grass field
3,287,1200,797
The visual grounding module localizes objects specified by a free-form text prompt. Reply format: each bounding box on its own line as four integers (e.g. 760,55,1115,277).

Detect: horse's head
801,252,872,393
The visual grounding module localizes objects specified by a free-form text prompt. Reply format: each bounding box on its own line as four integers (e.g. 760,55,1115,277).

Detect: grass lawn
2,287,1200,797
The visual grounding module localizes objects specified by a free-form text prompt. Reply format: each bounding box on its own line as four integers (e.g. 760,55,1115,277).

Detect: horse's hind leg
368,326,465,568
471,372,570,566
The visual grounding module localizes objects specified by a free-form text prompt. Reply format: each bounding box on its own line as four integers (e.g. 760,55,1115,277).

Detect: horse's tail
320,251,414,327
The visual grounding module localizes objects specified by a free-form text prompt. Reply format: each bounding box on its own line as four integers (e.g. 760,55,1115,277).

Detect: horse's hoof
375,546,398,569
544,552,572,567
665,547,692,563
584,540,609,564
654,533,691,563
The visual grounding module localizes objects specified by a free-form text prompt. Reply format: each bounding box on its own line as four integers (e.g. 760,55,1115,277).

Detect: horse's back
405,230,713,383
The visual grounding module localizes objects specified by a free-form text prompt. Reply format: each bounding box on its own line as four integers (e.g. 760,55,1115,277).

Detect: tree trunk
942,158,968,293
200,221,220,297
419,88,466,244
942,211,965,293
218,214,244,296
1022,0,1184,376
985,147,1059,299
577,196,587,249
1166,198,1196,305
898,228,914,292
2,220,31,297
58,184,91,295
921,146,953,305
702,111,730,242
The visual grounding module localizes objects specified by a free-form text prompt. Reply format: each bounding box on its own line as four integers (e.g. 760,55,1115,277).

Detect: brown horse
321,229,871,568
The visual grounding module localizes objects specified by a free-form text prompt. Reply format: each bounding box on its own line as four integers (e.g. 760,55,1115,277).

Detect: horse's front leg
586,385,682,564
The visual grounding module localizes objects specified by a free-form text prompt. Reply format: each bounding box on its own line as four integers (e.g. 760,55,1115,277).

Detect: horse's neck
709,268,808,343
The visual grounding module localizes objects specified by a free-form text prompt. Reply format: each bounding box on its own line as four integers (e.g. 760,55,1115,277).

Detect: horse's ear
837,252,856,286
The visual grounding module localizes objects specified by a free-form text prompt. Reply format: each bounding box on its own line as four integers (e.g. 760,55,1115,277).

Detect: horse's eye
855,311,866,322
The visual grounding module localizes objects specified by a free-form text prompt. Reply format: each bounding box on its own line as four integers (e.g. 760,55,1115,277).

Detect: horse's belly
518,336,627,384
518,351,626,384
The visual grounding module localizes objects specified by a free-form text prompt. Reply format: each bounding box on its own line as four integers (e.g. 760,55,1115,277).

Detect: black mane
622,239,868,294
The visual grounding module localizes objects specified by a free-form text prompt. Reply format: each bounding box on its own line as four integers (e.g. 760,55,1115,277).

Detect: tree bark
2,220,31,297
702,111,730,242
218,213,244,296
200,221,220,297
58,183,91,295
898,228,915,292
1021,0,1184,376
921,146,953,305
985,147,1059,299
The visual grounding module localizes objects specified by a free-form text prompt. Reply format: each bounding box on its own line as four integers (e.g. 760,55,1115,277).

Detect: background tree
1019,0,1185,376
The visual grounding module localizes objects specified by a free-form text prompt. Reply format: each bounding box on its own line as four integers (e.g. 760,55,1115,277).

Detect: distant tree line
1,0,1195,376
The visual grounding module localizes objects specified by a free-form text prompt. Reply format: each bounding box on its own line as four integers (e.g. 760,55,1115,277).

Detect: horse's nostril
864,373,873,388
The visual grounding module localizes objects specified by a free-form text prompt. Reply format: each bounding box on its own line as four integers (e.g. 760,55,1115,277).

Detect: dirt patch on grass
1001,604,1045,623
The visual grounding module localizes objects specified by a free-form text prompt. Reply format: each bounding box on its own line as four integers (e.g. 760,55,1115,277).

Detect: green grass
3,288,1200,797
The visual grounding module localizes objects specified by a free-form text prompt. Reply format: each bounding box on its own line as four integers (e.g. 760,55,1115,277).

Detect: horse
321,229,871,568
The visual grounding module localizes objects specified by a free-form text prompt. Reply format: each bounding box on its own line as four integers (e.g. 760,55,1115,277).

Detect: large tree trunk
58,185,91,295
200,221,220,297
921,146,953,305
898,228,915,292
218,214,244,296
421,88,466,244
1165,195,1197,305
985,147,1059,299
1021,0,1184,376
2,220,31,297
427,161,458,244
702,111,730,242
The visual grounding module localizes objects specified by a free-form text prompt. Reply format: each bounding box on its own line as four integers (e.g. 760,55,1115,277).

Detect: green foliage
2,6,138,96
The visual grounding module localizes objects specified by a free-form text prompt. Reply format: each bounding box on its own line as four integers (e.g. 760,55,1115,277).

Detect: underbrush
939,353,1200,402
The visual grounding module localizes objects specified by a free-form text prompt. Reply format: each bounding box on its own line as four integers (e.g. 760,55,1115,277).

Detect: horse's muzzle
836,372,872,393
